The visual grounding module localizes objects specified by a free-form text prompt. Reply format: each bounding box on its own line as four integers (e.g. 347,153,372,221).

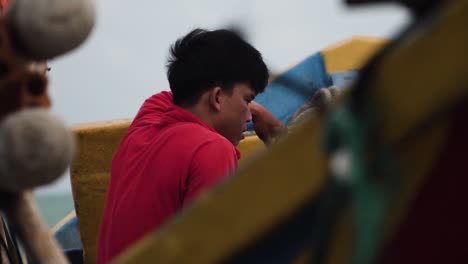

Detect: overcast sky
36,0,410,195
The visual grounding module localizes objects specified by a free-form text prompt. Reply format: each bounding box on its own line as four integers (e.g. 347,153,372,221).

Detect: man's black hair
167,28,269,106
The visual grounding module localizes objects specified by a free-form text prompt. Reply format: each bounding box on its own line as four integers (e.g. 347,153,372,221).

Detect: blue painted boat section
54,216,83,251
247,53,332,130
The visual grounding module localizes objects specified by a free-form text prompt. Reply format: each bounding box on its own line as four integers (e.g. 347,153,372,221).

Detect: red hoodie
97,91,240,263
0,0,9,13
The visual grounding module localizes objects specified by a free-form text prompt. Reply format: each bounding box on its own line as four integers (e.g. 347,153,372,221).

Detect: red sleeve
0,0,9,13
132,91,173,127
183,139,238,206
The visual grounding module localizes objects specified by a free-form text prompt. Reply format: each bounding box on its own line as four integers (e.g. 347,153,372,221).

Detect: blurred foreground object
0,0,94,263
346,0,443,16
0,109,75,192
4,0,95,60
290,85,344,126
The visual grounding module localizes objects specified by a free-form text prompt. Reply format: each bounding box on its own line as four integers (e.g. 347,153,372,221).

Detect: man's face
215,83,255,146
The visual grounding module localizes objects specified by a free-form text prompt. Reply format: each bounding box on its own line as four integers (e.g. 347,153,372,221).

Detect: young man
97,28,284,263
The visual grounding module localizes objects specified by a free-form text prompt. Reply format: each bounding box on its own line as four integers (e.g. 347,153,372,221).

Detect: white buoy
5,0,96,60
0,109,75,192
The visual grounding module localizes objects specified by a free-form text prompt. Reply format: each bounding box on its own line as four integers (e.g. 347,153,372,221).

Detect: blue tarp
248,53,332,130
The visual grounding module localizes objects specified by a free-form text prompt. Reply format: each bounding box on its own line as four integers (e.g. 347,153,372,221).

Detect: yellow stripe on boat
322,36,387,73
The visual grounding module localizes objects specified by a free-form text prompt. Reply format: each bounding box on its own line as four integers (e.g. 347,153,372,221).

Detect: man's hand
250,101,287,145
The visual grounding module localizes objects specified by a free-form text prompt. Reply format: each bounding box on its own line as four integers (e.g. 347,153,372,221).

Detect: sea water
35,192,75,228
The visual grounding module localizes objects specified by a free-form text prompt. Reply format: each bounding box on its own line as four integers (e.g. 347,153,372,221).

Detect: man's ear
208,86,222,112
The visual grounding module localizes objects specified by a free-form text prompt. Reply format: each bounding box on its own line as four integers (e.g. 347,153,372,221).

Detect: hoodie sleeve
0,0,9,13
132,91,173,128
182,138,238,206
